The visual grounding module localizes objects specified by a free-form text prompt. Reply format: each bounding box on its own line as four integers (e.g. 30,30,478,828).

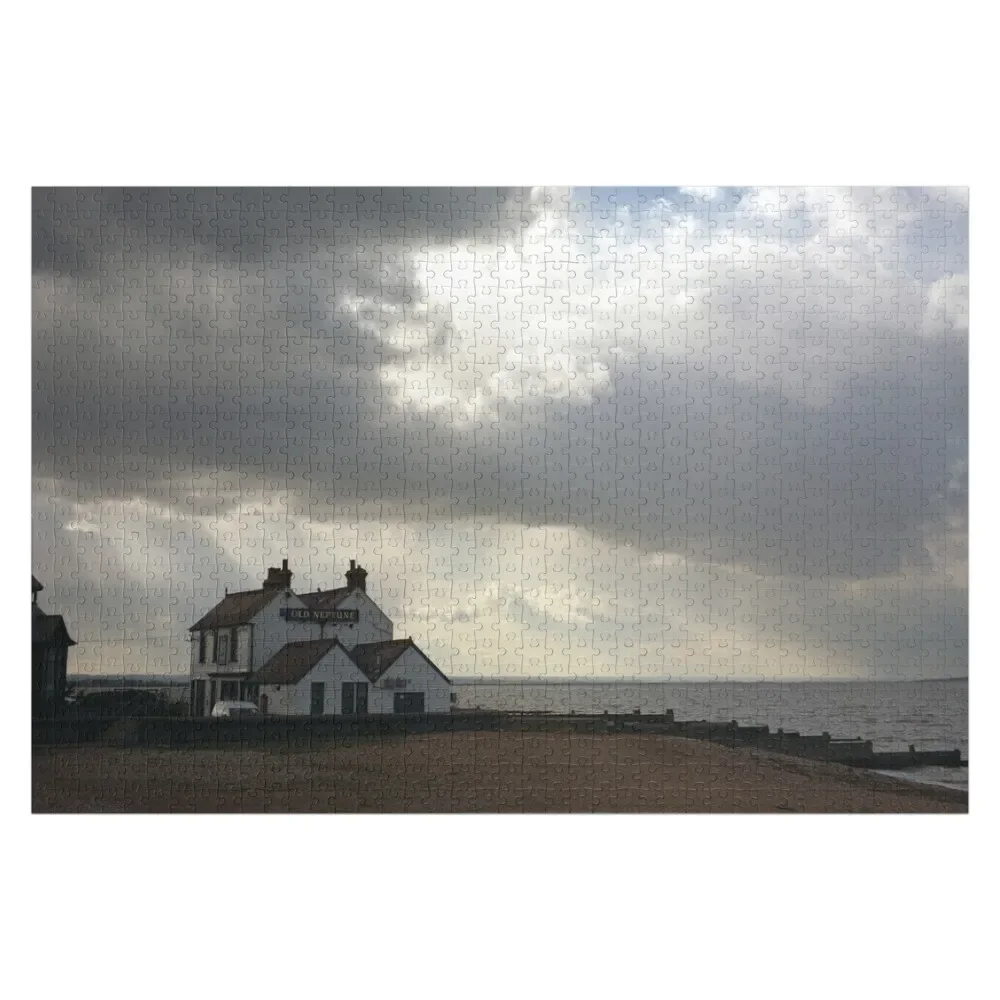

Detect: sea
452,678,969,792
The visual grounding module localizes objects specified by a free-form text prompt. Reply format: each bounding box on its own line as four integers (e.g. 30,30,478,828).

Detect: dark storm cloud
33,187,968,586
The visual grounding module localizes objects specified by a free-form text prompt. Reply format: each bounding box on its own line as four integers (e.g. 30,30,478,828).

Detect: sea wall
31,709,964,770
31,711,677,748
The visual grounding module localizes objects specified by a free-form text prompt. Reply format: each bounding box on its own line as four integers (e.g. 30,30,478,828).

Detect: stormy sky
32,187,968,680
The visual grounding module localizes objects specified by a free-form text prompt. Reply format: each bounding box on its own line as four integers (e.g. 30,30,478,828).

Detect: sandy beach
32,731,967,813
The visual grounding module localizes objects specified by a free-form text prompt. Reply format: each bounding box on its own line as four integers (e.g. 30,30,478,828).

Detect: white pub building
188,559,452,716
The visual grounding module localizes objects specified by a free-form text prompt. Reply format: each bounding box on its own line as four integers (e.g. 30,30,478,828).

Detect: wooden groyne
662,718,965,770
451,710,967,770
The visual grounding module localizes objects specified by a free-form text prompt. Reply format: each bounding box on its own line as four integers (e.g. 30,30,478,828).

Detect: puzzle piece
32,187,967,813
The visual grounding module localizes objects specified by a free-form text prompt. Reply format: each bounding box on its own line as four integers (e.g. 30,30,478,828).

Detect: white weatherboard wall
260,645,370,716
299,590,393,650
189,587,393,680
190,592,328,715
189,592,320,680
321,590,393,649
189,579,444,716
368,646,452,714
251,593,324,667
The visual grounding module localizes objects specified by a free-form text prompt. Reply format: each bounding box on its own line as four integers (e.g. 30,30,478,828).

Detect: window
230,628,239,662
216,633,229,665
198,631,206,664
220,680,238,700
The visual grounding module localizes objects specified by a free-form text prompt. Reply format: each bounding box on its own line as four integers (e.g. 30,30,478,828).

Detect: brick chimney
263,558,293,591
345,559,367,592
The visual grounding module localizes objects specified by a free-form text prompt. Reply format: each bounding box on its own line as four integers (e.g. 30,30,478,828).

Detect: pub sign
281,607,359,624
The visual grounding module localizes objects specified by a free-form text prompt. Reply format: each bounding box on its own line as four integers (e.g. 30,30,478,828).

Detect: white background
4,3,993,999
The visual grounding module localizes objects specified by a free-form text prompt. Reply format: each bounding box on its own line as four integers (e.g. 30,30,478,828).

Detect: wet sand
32,731,968,813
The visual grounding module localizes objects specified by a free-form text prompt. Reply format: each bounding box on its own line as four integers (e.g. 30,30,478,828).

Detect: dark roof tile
32,612,76,646
298,587,351,610
349,639,413,683
252,638,341,685
190,589,280,631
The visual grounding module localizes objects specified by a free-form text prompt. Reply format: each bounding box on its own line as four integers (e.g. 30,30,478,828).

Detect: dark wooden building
32,576,75,716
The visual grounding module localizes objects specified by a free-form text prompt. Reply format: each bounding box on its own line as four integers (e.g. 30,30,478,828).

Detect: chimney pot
263,560,294,591
345,559,367,592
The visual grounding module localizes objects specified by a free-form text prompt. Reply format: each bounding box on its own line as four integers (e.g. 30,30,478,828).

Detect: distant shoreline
70,674,969,686
451,677,969,685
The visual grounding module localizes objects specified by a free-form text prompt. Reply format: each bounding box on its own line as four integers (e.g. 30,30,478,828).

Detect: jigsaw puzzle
31,187,968,812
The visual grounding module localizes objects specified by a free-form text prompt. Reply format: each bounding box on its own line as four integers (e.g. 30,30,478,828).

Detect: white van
211,700,261,719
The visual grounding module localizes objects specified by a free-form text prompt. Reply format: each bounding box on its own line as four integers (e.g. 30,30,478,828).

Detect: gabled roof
251,638,343,685
189,588,280,631
349,639,412,683
350,639,452,685
32,612,76,647
297,587,352,610
251,637,453,687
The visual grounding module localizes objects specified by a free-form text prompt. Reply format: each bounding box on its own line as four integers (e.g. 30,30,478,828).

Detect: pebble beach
33,731,968,813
